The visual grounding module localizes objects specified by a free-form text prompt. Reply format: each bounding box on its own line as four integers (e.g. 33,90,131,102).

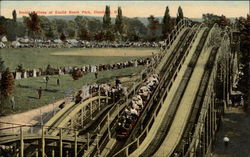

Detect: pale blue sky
1,1,249,18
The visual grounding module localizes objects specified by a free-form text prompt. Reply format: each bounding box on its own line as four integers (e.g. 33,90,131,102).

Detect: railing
83,18,191,157
112,22,203,157
184,24,226,157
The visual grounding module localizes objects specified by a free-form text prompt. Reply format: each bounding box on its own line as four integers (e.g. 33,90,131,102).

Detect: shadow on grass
27,96,38,99
17,85,31,89
44,89,60,93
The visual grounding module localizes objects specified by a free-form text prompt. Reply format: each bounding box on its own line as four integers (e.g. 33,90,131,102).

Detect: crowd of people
2,40,167,49
72,77,128,105
116,74,159,139
11,54,163,80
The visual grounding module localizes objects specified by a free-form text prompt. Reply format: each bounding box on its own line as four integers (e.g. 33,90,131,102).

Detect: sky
0,1,249,19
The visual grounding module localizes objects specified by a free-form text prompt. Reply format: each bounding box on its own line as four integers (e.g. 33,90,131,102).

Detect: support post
81,108,84,125
107,113,111,139
52,149,55,157
74,131,78,157
87,132,90,150
98,86,101,111
90,102,93,120
42,126,45,157
20,127,24,157
60,129,63,157
35,148,38,157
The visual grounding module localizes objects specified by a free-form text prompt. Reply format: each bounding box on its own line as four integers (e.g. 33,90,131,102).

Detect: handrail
83,18,191,157
184,23,224,157
112,20,197,157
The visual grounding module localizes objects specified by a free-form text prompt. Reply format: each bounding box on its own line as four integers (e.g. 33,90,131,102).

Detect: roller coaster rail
84,18,191,157
183,25,233,157
0,18,192,157
111,23,204,157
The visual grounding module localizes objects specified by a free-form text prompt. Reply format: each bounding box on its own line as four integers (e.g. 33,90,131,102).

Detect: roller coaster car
116,118,137,140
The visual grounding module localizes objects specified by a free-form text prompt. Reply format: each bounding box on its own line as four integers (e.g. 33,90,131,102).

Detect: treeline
202,13,231,28
235,15,250,99
0,6,185,42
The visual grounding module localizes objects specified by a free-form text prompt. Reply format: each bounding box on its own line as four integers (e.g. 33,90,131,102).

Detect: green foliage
202,13,230,28
147,15,160,41
115,7,124,34
60,32,66,41
239,15,250,64
12,10,17,22
39,16,58,39
124,17,147,39
94,31,105,41
105,30,115,41
0,25,6,36
176,6,184,24
162,6,172,39
46,64,55,75
24,12,41,39
0,68,15,98
103,6,111,30
16,64,25,73
0,57,6,73
2,20,17,41
78,27,90,40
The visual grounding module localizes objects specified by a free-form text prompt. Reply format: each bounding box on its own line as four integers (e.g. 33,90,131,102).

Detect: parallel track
140,28,210,157
172,47,219,157
106,27,196,157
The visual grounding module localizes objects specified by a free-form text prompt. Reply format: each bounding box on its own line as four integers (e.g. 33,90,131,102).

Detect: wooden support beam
20,127,24,157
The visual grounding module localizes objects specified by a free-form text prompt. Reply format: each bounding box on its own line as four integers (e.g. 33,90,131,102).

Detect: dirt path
0,99,64,130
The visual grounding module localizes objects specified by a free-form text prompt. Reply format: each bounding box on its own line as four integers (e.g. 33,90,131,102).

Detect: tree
94,31,105,41
54,19,68,34
72,68,83,80
105,30,115,41
24,12,41,38
202,13,230,28
60,32,66,42
46,64,55,75
0,57,6,73
0,68,15,98
115,7,124,34
147,15,159,41
219,15,230,29
103,6,111,30
176,6,184,24
162,6,171,38
0,25,6,36
16,64,25,73
12,10,17,22
78,28,90,40
123,17,147,39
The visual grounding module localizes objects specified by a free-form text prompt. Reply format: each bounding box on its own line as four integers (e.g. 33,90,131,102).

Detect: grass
0,66,144,116
0,48,156,70
0,47,156,116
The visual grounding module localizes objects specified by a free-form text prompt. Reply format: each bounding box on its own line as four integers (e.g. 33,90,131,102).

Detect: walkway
212,106,250,157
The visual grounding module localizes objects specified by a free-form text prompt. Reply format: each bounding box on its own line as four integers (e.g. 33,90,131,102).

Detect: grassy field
1,66,144,116
0,48,157,116
0,48,157,70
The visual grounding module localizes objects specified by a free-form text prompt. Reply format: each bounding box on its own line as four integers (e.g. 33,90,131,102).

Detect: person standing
223,135,230,148
57,78,60,86
45,76,49,88
95,72,98,79
11,96,15,109
38,87,42,99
